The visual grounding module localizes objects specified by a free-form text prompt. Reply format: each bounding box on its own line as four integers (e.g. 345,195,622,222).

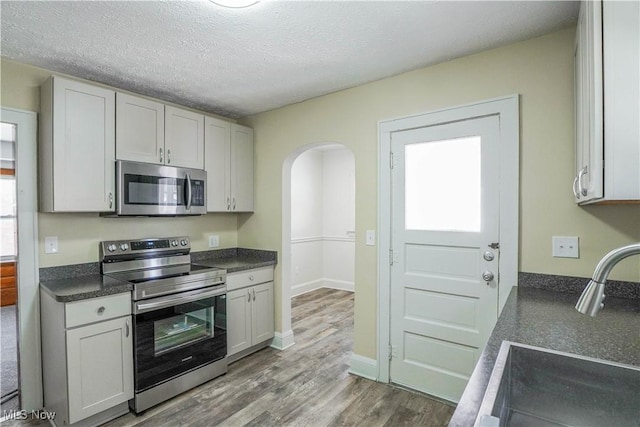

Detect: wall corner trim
348,353,378,381
270,330,295,351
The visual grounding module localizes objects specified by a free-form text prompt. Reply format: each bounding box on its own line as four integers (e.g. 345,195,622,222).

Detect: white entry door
389,115,500,402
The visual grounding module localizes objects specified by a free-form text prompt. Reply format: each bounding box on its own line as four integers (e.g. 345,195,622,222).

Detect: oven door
116,160,206,216
133,285,226,392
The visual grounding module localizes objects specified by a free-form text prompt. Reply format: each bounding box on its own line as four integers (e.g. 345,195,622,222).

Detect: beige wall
1,58,239,267
239,27,640,360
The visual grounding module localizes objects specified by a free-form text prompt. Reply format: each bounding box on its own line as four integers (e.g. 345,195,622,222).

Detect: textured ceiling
1,1,579,119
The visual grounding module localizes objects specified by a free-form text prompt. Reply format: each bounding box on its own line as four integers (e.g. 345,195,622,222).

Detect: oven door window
154,306,213,355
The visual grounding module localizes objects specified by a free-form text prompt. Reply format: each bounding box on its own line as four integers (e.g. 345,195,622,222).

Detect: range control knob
180,239,188,246
119,243,129,251
107,244,117,252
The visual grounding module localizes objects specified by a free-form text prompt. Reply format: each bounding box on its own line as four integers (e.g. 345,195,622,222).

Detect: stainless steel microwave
110,160,207,216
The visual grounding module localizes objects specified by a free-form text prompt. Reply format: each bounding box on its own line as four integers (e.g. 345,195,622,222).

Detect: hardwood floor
7,288,455,426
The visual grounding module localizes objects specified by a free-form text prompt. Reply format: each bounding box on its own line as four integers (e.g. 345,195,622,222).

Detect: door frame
376,95,519,383
0,107,42,410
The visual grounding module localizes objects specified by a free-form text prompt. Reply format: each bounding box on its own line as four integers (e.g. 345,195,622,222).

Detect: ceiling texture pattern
1,1,579,118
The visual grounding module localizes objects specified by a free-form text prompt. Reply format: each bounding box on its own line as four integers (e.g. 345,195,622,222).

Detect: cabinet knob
97,306,105,315
249,275,254,281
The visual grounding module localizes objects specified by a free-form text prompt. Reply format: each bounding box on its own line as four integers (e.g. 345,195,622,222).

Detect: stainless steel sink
475,341,640,427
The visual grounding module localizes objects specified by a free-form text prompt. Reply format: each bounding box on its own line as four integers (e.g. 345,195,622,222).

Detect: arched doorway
278,143,355,349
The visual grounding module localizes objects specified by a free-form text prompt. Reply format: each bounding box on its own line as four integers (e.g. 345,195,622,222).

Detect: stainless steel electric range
100,236,227,413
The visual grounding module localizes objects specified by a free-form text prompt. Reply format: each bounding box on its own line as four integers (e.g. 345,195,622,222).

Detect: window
405,136,481,232
1,123,16,260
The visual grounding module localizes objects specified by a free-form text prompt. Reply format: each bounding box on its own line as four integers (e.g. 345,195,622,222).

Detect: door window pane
405,136,481,232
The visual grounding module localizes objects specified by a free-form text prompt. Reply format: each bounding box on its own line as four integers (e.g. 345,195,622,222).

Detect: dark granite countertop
40,274,132,303
191,248,277,273
39,248,277,302
449,283,640,426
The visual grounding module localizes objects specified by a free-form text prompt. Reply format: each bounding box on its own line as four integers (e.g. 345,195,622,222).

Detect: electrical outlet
366,230,376,246
208,235,220,248
44,236,59,254
552,236,579,258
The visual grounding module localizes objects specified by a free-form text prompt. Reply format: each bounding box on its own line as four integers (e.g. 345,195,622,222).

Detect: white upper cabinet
574,0,640,204
204,116,232,211
231,124,254,212
116,93,164,165
165,105,205,170
40,76,115,212
204,117,254,212
116,95,204,169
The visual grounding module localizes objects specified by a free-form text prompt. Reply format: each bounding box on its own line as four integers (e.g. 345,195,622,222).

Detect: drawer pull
249,275,254,281
97,306,105,315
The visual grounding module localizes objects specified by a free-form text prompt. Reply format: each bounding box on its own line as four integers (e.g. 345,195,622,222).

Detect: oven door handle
134,286,225,314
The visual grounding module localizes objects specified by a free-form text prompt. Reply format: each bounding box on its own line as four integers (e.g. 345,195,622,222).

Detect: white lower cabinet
226,268,274,360
41,291,133,426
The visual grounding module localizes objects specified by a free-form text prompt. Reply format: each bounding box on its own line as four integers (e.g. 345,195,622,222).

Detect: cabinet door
231,124,254,212
66,316,133,424
251,282,274,345
165,106,204,169
204,116,232,212
52,77,115,211
227,288,252,356
116,93,164,164
574,0,604,203
602,0,640,200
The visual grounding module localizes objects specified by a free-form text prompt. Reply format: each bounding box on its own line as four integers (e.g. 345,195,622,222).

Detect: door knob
482,271,495,282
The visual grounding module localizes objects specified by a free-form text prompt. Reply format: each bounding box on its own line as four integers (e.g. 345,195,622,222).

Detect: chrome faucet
576,243,640,316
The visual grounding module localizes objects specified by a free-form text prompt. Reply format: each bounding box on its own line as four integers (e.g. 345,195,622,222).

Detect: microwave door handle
186,173,192,211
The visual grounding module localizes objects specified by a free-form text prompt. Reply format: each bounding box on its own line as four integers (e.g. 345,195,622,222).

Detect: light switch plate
208,235,220,248
552,236,579,258
44,236,59,254
366,230,376,246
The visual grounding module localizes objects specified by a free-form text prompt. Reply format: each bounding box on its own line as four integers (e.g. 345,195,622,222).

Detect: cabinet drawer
227,267,274,291
65,293,131,329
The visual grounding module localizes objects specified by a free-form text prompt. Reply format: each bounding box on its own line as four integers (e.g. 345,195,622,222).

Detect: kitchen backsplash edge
39,248,278,281
519,272,640,300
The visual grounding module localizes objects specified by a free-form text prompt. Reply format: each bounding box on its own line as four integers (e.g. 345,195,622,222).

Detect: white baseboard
291,279,325,297
348,353,378,381
270,330,295,351
292,278,355,297
323,279,354,292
